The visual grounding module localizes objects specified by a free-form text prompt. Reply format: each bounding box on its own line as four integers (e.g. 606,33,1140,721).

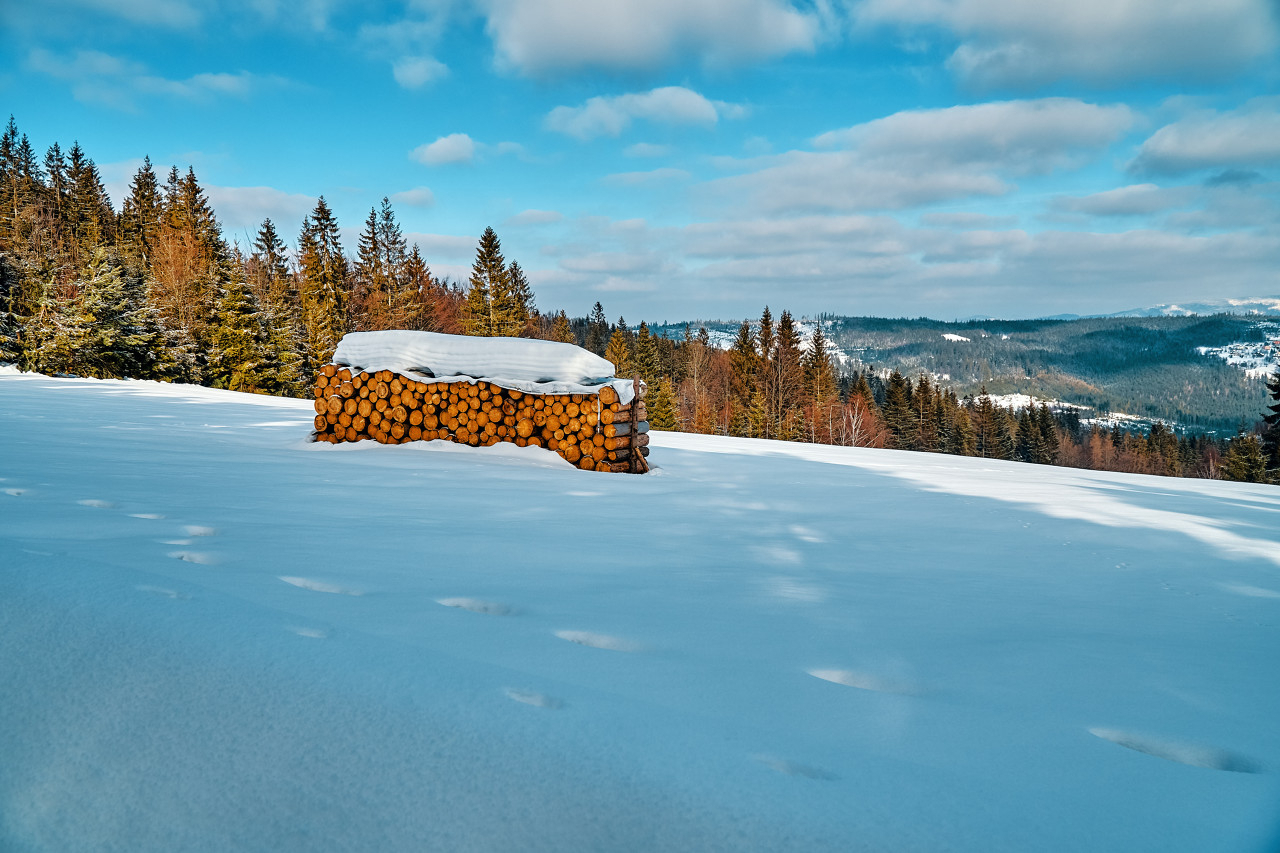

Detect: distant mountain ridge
1038,297,1280,321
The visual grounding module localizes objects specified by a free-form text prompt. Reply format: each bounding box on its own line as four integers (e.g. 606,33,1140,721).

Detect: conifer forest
1,117,1277,484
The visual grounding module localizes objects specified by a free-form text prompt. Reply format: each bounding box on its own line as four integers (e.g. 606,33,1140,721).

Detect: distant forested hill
656,314,1276,432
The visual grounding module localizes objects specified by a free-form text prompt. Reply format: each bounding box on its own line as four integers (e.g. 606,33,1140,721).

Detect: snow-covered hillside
2,373,1278,852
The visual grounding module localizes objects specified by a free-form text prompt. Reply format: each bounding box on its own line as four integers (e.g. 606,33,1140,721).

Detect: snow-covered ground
3,372,1279,852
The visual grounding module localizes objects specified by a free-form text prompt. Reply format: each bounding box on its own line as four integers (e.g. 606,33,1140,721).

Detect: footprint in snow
136,585,190,600
184,525,217,537
168,550,218,565
437,597,513,616
130,513,165,520
807,668,921,696
289,626,329,639
4,488,28,496
505,688,564,709
161,539,194,545
755,756,838,781
1089,728,1262,773
554,630,641,652
279,576,363,596
77,499,115,508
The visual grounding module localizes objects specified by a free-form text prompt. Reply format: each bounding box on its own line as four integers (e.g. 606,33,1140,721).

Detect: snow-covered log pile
310,331,650,473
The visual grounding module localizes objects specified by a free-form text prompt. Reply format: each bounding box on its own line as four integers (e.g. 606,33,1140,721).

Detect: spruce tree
210,254,276,392
882,370,911,447
66,142,115,262
505,260,534,334
729,319,757,404
550,310,574,343
605,328,634,376
803,321,838,405
465,226,510,336
648,376,679,431
586,301,609,354
1222,434,1268,483
120,157,162,272
297,197,348,365
758,306,774,363
1262,367,1280,475
634,321,659,383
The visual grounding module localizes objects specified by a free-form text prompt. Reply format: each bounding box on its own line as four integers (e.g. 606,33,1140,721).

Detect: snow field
2,371,1279,852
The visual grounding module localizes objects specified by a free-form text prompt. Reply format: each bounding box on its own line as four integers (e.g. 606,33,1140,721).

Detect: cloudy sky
3,0,1278,321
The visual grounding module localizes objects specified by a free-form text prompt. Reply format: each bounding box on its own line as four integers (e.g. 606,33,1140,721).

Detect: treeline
0,117,469,396
567,307,1279,484
1,115,1276,484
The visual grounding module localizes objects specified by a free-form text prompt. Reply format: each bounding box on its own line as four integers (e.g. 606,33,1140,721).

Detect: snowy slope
2,373,1279,853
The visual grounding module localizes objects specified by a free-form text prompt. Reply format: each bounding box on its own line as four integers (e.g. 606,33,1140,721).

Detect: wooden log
313,414,327,430
598,386,619,406
325,396,342,415
343,398,357,416
600,420,648,438
322,364,337,377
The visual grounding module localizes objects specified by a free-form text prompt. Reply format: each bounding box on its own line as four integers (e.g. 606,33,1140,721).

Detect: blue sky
3,0,1279,322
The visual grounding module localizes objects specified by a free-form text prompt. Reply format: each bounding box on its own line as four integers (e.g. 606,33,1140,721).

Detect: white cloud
203,185,317,237
603,168,693,186
920,212,1018,229
624,143,673,158
410,133,475,166
856,0,1278,90
1130,100,1280,176
709,98,1133,213
392,56,448,89
25,48,267,110
546,87,738,140
390,187,436,207
479,0,823,75
1051,184,1199,217
505,209,564,226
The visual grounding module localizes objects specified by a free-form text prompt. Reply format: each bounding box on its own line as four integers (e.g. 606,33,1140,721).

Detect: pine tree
550,310,574,343
119,157,162,272
633,321,659,383
210,252,277,393
1222,434,1268,483
1015,406,1036,462
250,219,307,394
464,226,511,336
758,306,774,364
586,301,608,355
66,142,115,262
1262,367,1280,475
605,328,634,376
648,375,679,431
802,321,838,405
29,250,185,380
729,319,757,404
505,260,534,334
882,370,911,447
297,197,348,365
1033,404,1059,464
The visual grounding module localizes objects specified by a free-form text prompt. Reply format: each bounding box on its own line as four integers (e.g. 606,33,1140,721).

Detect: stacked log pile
311,365,650,473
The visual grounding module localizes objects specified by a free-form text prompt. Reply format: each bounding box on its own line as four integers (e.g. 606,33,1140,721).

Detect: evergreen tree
297,196,348,365
648,375,679,431
550,310,574,343
758,306,774,363
505,260,534,333
1015,406,1036,462
210,252,278,393
66,142,114,261
464,226,510,336
882,370,912,447
586,301,609,355
605,328,634,376
119,157,162,272
1262,367,1280,475
633,321,660,383
729,319,757,404
250,219,307,394
1222,434,1268,483
29,250,187,380
802,321,838,405
1033,404,1059,464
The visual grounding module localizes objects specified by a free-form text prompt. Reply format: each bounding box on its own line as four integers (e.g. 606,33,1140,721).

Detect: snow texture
2,371,1279,852
332,330,638,403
